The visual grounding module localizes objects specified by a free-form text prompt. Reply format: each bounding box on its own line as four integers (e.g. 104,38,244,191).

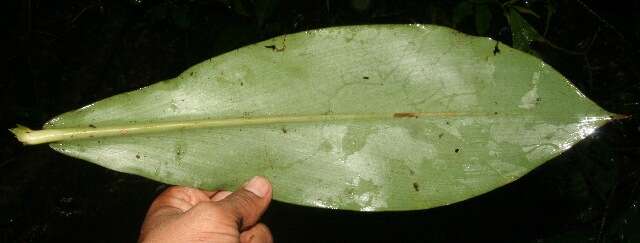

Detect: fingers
150,186,216,212
211,191,232,201
240,223,273,243
141,186,219,237
139,177,273,243
200,189,219,198
217,176,272,230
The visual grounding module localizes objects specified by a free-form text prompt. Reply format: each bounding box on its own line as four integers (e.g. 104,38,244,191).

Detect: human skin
139,176,273,243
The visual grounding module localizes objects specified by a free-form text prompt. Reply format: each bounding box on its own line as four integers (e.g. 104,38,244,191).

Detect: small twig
502,0,519,7
584,54,594,89
0,157,17,169
582,29,600,89
585,27,600,53
540,39,585,55
543,0,553,37
597,183,617,243
574,0,627,42
71,3,97,25
596,167,640,242
325,0,330,13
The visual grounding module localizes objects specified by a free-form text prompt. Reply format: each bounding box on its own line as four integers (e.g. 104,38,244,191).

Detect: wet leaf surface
3,0,639,242
15,25,614,211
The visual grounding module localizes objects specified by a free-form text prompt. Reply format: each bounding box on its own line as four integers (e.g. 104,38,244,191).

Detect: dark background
2,0,640,242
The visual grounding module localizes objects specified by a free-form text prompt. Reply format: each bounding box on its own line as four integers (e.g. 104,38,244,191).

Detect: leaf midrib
12,111,616,145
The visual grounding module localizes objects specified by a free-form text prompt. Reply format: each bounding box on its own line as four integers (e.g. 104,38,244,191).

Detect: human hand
139,176,273,243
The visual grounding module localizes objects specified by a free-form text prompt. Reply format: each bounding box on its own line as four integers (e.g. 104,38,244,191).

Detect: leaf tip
610,113,632,120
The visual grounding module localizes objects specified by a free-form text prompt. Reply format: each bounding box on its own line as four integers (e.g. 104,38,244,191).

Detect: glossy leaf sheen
41,25,611,211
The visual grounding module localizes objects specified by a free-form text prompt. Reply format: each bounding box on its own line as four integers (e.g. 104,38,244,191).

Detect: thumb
217,176,272,230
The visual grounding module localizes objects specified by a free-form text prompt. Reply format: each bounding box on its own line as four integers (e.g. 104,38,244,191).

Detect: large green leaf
507,8,543,53
12,25,616,211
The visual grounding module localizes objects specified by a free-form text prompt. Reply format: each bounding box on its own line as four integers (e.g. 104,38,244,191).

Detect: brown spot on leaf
413,182,420,192
363,76,369,79
136,154,141,159
88,124,96,128
393,112,419,118
281,128,288,134
438,133,444,139
455,148,460,153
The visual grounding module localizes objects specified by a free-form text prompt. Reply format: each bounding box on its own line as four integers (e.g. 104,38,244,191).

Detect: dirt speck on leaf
264,42,286,52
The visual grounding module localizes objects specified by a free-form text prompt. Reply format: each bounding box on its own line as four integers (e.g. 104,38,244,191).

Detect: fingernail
244,176,269,198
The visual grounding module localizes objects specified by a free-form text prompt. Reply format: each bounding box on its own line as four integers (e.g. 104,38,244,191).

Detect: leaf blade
28,25,612,211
